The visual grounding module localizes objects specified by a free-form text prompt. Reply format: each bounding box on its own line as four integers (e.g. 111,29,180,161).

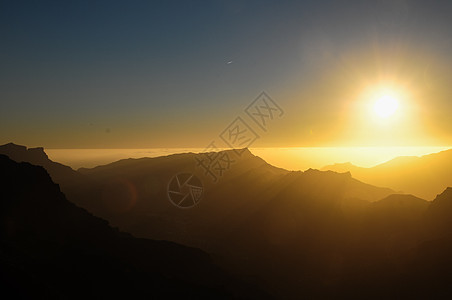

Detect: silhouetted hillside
0,154,264,299
72,149,452,299
425,187,452,238
70,149,394,250
0,142,84,187
360,194,429,256
5,144,452,298
322,149,452,199
66,148,400,298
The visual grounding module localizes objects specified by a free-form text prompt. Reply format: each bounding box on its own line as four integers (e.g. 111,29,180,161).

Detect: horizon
43,145,452,170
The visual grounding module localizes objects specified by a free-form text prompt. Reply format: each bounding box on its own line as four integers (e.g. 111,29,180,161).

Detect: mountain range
2,142,452,298
322,148,452,200
0,154,265,299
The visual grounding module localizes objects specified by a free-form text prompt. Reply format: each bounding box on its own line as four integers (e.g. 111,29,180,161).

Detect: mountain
8,143,452,298
0,154,264,299
69,148,398,298
360,194,429,256
394,188,452,299
425,187,452,238
0,143,401,298
70,149,452,298
0,142,84,187
322,149,452,200
71,149,394,250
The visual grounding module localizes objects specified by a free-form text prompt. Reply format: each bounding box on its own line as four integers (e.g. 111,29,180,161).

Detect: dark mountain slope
0,154,264,299
0,142,83,186
71,149,394,251
425,187,452,238
11,144,452,298
71,152,397,299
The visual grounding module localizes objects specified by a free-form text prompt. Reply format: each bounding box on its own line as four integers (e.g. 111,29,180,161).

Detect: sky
1,0,452,148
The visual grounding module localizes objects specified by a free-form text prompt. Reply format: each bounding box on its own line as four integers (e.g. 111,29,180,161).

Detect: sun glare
374,93,399,118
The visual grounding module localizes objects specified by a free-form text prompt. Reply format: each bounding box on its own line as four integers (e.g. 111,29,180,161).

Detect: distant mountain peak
330,162,355,167
306,167,352,178
1,142,27,152
375,193,428,206
434,187,452,202
0,142,48,160
320,162,361,173
0,142,81,186
28,146,48,159
201,147,253,157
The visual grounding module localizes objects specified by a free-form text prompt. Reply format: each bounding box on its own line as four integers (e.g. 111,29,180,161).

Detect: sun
374,93,399,118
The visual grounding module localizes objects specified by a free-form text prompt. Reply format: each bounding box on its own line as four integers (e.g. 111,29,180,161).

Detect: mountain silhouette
0,142,84,187
67,148,401,298
425,187,452,238
0,154,266,299
322,149,452,199
4,143,452,298
68,148,394,250
70,149,452,298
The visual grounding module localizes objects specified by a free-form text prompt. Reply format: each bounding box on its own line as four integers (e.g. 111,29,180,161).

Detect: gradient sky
1,0,452,148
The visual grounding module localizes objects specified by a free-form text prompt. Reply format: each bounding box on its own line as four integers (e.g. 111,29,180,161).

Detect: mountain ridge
0,154,265,299
3,142,452,298
0,142,84,188
322,148,452,199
